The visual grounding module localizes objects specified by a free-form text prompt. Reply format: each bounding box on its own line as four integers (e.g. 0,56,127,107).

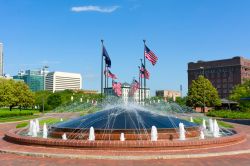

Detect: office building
155,90,181,101
13,68,48,92
45,71,82,92
188,56,250,98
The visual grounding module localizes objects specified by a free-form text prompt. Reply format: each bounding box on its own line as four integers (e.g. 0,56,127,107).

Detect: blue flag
102,46,111,67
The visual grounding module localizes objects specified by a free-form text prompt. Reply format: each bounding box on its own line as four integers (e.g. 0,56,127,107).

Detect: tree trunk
9,106,12,111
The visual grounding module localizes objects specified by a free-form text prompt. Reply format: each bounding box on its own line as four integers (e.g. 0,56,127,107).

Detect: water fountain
120,133,125,141
32,122,37,137
28,120,33,136
151,126,158,141
35,119,40,132
202,119,206,130
43,123,48,139
190,117,193,122
62,133,67,140
209,118,213,132
179,123,186,140
200,130,205,139
213,119,220,137
88,127,95,141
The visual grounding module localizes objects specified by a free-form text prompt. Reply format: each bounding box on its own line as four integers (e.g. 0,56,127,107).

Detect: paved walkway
0,114,250,165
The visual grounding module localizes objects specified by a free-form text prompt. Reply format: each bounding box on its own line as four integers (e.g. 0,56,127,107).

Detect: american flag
140,64,150,79
129,79,140,96
112,81,122,96
104,69,117,79
145,45,158,66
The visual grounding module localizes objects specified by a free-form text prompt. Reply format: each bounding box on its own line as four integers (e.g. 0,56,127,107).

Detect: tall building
188,56,250,98
155,90,181,101
104,82,150,103
46,71,82,92
13,68,49,92
0,43,3,76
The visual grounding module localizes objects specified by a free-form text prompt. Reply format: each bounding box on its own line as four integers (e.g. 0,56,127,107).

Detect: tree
187,75,221,112
35,91,52,111
0,78,35,111
47,93,62,109
229,80,250,111
175,96,187,106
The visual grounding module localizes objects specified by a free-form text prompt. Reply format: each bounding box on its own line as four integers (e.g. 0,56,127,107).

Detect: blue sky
1,0,250,95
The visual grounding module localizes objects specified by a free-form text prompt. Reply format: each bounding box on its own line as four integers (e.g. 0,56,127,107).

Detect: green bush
0,109,38,118
207,110,250,119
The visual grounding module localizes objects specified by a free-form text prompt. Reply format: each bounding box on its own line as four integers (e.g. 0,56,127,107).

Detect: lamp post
200,66,205,113
42,66,49,113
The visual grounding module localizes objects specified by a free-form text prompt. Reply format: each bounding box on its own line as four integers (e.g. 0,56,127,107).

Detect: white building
0,43,3,76
45,71,82,92
104,82,150,103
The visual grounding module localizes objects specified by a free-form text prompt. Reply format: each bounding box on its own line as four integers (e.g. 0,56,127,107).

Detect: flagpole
101,40,104,100
138,66,141,104
143,40,146,103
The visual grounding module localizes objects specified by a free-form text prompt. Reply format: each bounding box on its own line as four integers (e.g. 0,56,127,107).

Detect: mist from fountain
62,133,67,140
202,119,206,130
32,122,37,137
28,120,33,136
35,119,40,132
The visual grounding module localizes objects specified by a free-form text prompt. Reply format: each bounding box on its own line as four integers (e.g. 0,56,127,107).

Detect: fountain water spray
179,123,186,140
213,119,220,138
89,127,95,141
43,123,48,139
80,98,82,102
35,119,40,132
202,119,206,130
190,117,193,122
28,120,34,136
60,118,63,122
151,126,158,141
120,133,125,141
200,130,205,139
209,118,213,132
32,122,37,137
62,133,67,140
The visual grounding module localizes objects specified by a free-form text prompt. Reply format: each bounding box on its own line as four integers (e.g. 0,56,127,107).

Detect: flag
140,64,150,79
104,69,117,79
102,46,111,67
145,45,158,66
129,79,140,96
112,81,122,96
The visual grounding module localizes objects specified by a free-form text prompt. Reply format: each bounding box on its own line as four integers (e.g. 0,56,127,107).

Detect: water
62,133,67,140
43,123,48,139
202,119,206,130
200,130,205,139
209,119,213,132
179,123,185,140
213,119,220,137
89,127,95,141
151,126,158,141
120,133,125,141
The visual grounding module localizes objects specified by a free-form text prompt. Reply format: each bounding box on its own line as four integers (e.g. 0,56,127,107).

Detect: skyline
1,0,250,95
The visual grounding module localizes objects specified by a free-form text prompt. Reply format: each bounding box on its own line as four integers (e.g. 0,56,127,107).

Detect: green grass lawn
207,110,250,119
0,115,40,123
193,117,234,128
16,118,64,128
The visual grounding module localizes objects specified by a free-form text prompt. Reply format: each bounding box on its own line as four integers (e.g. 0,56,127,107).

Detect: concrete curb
0,148,250,160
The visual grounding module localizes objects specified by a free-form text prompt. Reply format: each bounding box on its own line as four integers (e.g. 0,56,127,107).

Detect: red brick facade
188,56,250,98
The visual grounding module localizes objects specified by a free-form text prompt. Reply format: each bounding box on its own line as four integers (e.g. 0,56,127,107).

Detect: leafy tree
35,90,52,111
47,93,62,109
0,78,34,111
187,75,221,112
175,96,187,106
229,80,250,111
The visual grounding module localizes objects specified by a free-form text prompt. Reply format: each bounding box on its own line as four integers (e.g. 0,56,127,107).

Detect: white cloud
71,5,119,13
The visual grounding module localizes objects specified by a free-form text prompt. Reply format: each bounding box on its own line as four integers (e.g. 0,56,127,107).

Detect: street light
42,66,49,113
200,66,205,113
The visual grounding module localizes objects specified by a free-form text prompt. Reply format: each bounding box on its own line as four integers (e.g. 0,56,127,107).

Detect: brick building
188,56,250,98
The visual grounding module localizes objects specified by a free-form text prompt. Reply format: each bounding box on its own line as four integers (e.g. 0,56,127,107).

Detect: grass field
193,117,234,128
